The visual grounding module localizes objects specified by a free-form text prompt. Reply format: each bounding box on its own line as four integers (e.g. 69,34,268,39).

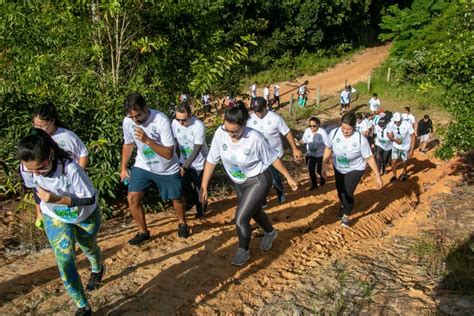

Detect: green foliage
379,1,474,159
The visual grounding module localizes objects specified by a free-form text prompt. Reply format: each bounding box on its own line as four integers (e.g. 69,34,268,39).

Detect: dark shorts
128,167,182,200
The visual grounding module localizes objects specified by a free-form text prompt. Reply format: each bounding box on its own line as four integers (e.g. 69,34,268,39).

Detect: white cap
392,112,402,122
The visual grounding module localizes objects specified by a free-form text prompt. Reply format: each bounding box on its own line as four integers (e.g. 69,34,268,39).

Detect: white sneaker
260,229,278,251
231,248,250,266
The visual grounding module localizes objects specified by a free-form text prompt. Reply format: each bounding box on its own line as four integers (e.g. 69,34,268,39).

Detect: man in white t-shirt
340,86,351,114
263,85,270,109
368,93,380,114
250,82,257,103
247,97,303,203
272,84,280,109
355,113,369,137
120,93,189,245
402,106,416,131
172,102,209,218
388,112,415,182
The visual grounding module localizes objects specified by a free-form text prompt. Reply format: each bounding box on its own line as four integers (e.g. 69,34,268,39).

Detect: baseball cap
392,112,401,122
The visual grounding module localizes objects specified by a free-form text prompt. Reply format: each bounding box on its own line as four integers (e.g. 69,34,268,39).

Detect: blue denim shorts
128,167,182,200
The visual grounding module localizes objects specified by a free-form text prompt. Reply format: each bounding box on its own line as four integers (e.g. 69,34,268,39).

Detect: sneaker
86,264,105,291
308,184,318,191
178,223,190,238
341,215,351,228
231,248,250,266
75,305,92,316
320,178,326,186
400,174,408,182
260,229,278,251
390,176,397,182
128,231,150,245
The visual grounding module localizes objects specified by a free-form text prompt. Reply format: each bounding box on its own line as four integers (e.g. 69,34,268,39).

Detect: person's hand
293,148,304,160
395,138,402,145
36,187,61,203
199,187,208,205
134,127,150,144
287,176,299,191
180,167,187,177
322,164,329,179
35,214,44,230
376,176,383,189
120,168,130,181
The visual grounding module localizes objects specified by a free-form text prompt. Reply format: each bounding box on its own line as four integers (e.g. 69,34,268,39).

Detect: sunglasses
309,125,318,128
21,160,51,174
221,126,243,136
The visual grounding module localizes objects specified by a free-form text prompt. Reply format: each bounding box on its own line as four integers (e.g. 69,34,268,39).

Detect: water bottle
122,168,131,186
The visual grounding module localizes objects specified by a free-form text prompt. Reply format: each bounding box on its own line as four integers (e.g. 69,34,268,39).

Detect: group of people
250,82,281,110
16,91,433,315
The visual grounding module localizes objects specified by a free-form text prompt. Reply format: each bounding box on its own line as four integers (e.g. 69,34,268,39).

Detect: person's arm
366,156,383,188
285,132,303,160
134,127,174,160
271,158,298,191
120,143,134,180
321,147,333,178
79,156,88,169
409,133,416,157
199,161,217,205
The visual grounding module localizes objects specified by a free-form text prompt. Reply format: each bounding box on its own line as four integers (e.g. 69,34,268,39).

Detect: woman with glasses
301,117,328,190
322,112,383,228
374,117,392,174
200,102,299,266
26,103,89,237
172,102,209,218
18,129,103,316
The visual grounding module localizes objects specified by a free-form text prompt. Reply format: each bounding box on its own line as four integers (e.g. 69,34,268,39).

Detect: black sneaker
336,206,344,220
75,305,92,316
400,173,408,182
86,264,105,291
196,202,209,219
178,223,190,238
128,231,150,245
320,178,326,186
309,184,318,191
390,176,397,182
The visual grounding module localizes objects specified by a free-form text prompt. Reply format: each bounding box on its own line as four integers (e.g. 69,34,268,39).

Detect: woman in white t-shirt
200,103,299,266
322,112,383,227
301,117,328,190
18,129,102,315
29,103,89,235
374,117,393,174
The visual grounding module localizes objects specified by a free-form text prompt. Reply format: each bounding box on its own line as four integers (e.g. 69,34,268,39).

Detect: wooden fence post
387,67,391,82
344,79,348,88
368,75,371,93
316,85,321,108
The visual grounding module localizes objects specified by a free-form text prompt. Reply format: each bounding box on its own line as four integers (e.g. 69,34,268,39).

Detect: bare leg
172,197,186,225
127,192,147,233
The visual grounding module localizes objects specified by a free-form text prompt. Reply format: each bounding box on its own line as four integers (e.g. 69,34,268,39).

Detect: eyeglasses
176,118,188,123
21,160,51,174
221,126,243,136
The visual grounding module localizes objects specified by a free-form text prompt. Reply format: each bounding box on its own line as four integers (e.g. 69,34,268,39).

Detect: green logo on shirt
230,165,246,180
59,140,66,147
142,145,157,159
53,205,79,221
244,148,250,155
223,144,227,151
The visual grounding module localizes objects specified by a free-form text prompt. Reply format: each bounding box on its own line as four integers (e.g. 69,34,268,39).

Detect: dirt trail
1,44,471,314
257,44,391,102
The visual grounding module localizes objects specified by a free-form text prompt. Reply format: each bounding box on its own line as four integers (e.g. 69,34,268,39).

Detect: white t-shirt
172,116,208,170
202,94,210,104
247,111,291,158
340,90,350,103
298,85,306,96
327,128,373,174
52,128,88,164
207,127,278,184
274,85,280,97
263,87,270,100
250,84,257,98
302,127,329,157
22,161,97,223
123,109,180,175
402,113,416,125
356,119,369,135
368,97,380,112
388,121,415,151
374,125,393,151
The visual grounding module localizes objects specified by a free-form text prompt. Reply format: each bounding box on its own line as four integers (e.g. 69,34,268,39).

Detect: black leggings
334,168,365,216
375,145,391,174
306,156,324,186
234,169,273,250
182,168,203,212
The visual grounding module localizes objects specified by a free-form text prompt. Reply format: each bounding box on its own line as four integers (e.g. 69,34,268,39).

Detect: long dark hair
225,101,249,126
33,102,65,128
341,112,357,128
17,128,72,165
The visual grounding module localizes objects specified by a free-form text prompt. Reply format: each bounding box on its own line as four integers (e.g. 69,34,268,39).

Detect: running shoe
178,223,190,238
75,305,92,316
231,248,250,266
400,174,408,182
320,178,326,186
390,176,397,182
128,231,150,245
309,184,318,191
260,229,278,251
337,206,344,220
86,264,105,291
277,191,286,204
341,215,351,228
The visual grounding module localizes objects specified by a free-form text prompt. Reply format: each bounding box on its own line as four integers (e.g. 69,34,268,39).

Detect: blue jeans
269,165,284,195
